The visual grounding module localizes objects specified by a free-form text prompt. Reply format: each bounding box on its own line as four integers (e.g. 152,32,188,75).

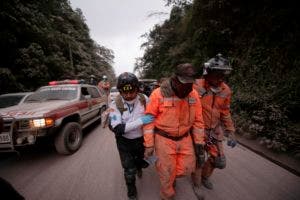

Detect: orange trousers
154,134,196,199
192,126,224,185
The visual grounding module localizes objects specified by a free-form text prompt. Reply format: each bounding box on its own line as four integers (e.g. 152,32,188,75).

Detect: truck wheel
54,122,82,155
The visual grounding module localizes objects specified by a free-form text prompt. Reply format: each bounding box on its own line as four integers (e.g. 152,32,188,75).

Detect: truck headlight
30,118,54,128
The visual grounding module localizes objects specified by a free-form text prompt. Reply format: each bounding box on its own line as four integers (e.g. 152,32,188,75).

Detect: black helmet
203,53,232,75
117,72,139,92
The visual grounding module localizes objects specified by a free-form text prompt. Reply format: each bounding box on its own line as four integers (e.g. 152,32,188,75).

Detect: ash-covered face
205,71,226,87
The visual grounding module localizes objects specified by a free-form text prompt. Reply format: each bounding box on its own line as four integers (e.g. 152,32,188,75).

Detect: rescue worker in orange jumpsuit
192,54,237,190
143,63,205,200
98,75,111,95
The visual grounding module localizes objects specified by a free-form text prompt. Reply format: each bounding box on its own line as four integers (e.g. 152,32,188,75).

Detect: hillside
136,0,300,156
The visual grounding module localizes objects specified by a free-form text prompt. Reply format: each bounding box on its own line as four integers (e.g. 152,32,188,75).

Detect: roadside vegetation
135,0,300,157
0,0,115,94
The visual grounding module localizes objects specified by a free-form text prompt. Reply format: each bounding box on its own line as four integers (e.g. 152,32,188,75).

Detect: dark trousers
116,136,145,197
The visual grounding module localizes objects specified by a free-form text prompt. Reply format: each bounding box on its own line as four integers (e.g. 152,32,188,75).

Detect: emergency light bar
48,80,84,85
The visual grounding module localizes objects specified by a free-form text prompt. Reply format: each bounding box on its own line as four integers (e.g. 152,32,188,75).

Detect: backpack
108,93,146,131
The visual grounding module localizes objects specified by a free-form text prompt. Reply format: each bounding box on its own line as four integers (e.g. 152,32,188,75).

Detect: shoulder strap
138,93,146,109
115,94,127,116
115,93,146,116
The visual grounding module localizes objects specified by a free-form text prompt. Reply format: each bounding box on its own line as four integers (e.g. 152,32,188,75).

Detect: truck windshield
0,95,24,108
25,86,78,102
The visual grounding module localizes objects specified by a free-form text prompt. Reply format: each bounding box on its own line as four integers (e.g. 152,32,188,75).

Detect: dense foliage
0,0,115,93
136,0,300,156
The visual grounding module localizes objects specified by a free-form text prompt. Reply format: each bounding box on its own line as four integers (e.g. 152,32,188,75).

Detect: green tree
136,0,300,155
0,0,115,93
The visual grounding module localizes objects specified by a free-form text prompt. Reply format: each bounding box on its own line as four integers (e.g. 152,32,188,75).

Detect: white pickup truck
0,80,107,155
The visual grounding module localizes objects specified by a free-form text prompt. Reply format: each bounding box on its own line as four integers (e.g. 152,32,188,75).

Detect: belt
155,127,189,141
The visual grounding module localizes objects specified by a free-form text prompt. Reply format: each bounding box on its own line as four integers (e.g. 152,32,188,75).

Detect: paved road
0,125,299,200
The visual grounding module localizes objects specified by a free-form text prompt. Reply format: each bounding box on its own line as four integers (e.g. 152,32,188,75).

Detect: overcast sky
70,0,171,76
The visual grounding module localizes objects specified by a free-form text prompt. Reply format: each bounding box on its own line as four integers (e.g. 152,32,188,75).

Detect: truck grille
0,117,14,151
18,120,31,129
2,117,14,133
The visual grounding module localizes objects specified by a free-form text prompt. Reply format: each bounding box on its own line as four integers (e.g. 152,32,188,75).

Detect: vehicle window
25,86,78,102
22,94,33,102
0,95,24,108
87,87,100,98
81,87,89,96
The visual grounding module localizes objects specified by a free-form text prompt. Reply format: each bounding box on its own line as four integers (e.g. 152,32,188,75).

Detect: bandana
171,77,193,99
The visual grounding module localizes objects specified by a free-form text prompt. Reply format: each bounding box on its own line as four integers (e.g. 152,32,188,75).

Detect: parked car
109,86,119,102
0,92,33,109
0,80,107,155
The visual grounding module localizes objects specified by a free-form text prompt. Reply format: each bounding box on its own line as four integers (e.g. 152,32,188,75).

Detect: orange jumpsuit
194,78,235,179
143,80,205,199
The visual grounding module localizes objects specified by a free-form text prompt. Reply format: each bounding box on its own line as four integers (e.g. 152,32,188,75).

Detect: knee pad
214,156,226,169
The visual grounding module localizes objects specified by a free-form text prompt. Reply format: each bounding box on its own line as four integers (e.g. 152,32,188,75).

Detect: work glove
226,131,237,148
112,124,125,137
214,155,226,169
144,147,154,158
140,114,154,125
195,144,205,167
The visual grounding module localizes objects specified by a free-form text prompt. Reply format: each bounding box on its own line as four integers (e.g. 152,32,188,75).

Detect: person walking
143,63,205,200
108,72,153,200
98,75,111,95
192,54,237,190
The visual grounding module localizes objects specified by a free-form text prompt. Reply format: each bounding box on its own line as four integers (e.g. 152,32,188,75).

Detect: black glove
112,124,125,137
214,155,226,169
195,144,205,167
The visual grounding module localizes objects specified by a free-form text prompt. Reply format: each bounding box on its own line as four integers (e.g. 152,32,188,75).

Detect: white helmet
203,53,232,75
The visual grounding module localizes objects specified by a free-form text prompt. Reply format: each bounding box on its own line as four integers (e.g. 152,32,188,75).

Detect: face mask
124,98,137,104
171,77,193,98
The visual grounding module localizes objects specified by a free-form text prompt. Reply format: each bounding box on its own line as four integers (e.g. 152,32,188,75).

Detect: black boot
125,172,137,200
202,177,213,190
127,184,137,200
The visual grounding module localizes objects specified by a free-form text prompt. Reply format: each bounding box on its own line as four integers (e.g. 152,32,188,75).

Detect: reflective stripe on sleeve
144,129,154,134
222,114,231,119
192,128,204,135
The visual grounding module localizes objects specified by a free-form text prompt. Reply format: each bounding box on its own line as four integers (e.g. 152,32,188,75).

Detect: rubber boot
202,177,213,190
192,184,205,200
127,184,137,200
125,173,137,200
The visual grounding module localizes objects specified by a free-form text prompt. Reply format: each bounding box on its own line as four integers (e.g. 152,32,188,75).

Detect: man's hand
144,147,154,158
226,131,237,148
195,144,205,167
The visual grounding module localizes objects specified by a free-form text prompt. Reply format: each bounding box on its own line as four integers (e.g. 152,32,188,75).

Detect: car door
79,86,94,123
87,86,102,118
